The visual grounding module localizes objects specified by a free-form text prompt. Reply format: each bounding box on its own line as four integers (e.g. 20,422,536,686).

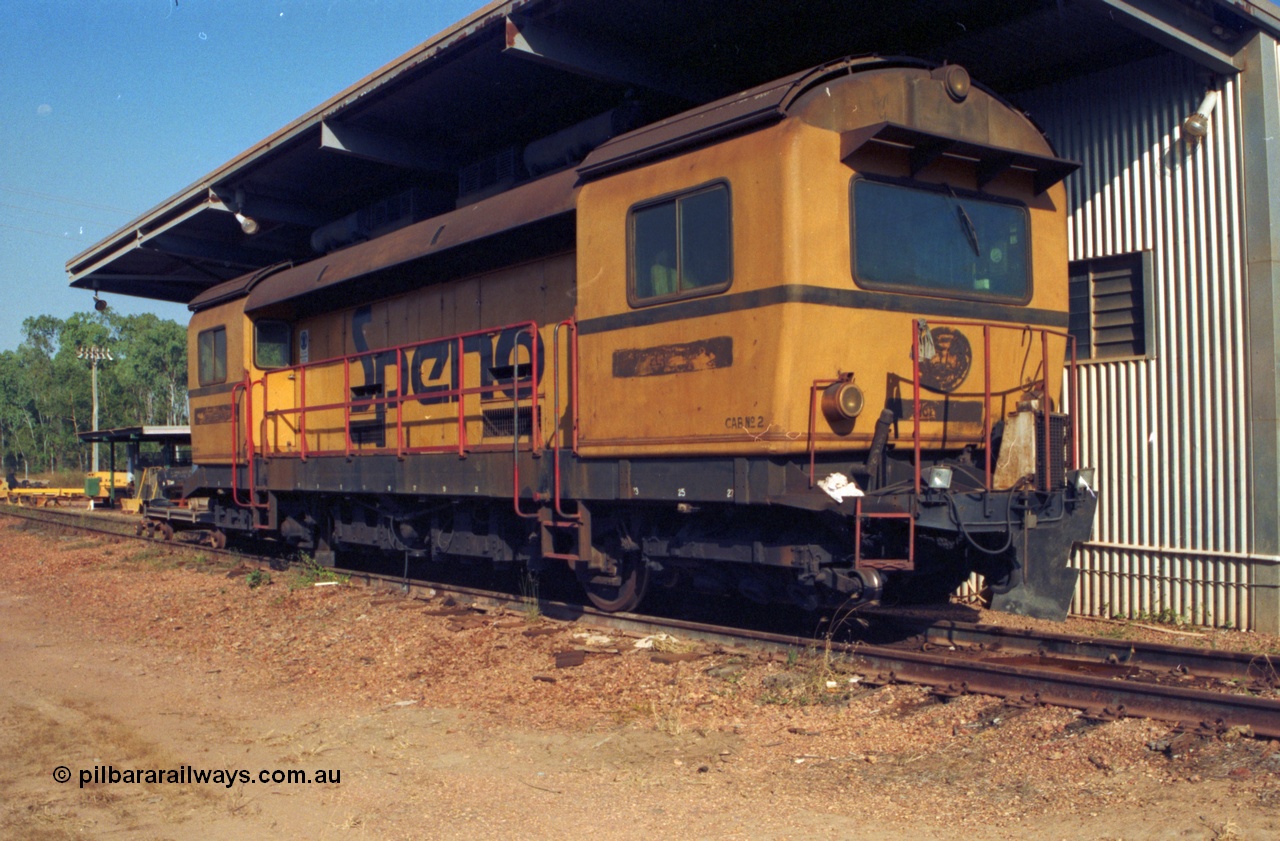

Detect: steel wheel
584,553,649,613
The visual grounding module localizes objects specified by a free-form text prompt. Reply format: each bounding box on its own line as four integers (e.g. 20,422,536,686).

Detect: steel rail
4,504,1279,737
338,566,1280,738
910,618,1280,684
584,610,1280,739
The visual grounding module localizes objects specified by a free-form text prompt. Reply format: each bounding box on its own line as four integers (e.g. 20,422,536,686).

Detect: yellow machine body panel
189,254,577,465
187,304,251,464
574,66,1070,459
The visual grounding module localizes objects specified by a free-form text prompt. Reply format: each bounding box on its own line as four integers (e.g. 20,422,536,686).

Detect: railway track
5,503,1279,737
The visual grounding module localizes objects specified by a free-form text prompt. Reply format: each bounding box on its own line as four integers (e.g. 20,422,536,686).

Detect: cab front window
851,177,1030,303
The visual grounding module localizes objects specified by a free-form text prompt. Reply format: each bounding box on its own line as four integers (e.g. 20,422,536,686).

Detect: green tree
109,312,188,425
0,351,37,480
0,310,189,474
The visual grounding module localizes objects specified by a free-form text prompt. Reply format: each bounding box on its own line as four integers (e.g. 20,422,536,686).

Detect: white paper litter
817,472,864,502
633,633,676,650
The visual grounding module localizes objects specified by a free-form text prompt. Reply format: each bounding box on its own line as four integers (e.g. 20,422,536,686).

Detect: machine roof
66,0,1280,306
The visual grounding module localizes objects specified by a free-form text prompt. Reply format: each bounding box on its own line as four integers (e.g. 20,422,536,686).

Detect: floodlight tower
77,345,113,473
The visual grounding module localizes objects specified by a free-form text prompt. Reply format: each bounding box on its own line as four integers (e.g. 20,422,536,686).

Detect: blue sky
0,0,478,351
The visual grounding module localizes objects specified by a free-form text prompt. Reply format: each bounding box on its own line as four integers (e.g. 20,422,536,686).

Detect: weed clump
288,556,348,590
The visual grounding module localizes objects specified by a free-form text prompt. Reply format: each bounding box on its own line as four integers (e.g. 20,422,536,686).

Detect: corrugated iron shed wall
1018,54,1254,628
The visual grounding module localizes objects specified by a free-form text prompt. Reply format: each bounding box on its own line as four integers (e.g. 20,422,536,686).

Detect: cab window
197,327,227,386
851,177,1030,303
630,182,731,304
255,321,292,370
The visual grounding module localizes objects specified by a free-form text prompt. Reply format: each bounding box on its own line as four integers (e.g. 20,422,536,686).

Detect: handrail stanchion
512,333,538,519
1041,330,1051,491
299,364,308,462
230,381,247,507
552,320,580,521
912,325,922,495
571,319,580,454
395,348,405,459
343,357,352,459
456,337,467,457
807,379,840,488
528,324,541,456
1068,336,1079,470
983,325,992,490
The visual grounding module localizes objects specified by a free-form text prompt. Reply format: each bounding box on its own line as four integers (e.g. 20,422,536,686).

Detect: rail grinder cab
572,58,1096,619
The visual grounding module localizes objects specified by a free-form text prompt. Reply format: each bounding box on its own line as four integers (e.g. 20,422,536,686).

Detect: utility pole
77,346,112,473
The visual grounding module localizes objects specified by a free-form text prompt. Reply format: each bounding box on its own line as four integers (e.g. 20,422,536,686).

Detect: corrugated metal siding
1016,53,1252,628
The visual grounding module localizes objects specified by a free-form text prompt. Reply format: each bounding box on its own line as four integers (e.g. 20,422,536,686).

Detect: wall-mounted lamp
235,211,260,235
1182,90,1219,141
233,187,260,235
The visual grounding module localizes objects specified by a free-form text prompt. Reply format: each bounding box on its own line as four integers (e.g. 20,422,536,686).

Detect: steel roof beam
143,232,277,270
208,187,327,228
502,15,716,101
1081,0,1248,74
319,120,452,174
69,197,220,286
83,275,213,303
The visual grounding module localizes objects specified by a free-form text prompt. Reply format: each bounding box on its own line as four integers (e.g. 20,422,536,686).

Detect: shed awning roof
67,0,1280,306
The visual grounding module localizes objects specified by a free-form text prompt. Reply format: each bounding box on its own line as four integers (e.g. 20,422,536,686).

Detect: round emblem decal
918,327,972,393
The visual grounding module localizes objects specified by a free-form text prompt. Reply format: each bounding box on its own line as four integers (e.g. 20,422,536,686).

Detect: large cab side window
197,326,227,386
629,182,731,305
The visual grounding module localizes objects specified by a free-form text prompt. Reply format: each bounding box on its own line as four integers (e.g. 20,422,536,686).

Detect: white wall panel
1017,53,1253,627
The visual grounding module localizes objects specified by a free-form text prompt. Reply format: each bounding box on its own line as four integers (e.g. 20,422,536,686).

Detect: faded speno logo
918,328,971,393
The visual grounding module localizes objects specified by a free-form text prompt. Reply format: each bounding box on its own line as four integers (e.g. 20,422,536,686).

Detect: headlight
822,381,865,422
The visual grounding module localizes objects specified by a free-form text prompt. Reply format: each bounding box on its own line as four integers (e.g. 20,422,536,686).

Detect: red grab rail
253,320,543,461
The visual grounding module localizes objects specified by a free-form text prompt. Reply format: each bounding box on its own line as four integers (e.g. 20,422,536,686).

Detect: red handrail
983,325,992,489
229,381,248,507
552,319,580,520
807,378,843,488
900,319,1079,491
229,377,269,523
821,319,1080,571
257,320,542,461
512,331,540,520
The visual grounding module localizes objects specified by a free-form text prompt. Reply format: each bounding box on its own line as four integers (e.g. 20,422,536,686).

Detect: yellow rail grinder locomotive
178,57,1096,621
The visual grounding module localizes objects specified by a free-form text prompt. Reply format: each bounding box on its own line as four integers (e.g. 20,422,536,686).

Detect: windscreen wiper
947,186,980,256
